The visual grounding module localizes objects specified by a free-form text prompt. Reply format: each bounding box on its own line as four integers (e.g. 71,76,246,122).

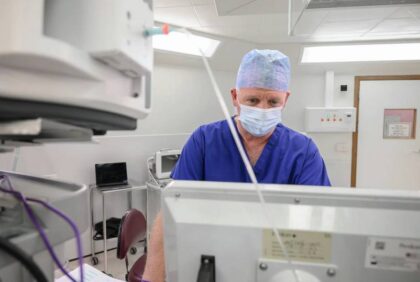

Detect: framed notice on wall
383,109,417,139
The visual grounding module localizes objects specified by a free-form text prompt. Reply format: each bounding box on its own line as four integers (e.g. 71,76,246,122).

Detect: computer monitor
95,162,128,187
162,181,420,282
155,149,181,179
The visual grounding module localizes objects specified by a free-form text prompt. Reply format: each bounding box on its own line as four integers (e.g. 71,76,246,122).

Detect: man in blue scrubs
142,49,330,282
171,49,330,185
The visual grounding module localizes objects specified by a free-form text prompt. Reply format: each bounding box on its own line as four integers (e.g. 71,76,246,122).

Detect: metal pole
90,186,95,259
102,192,108,273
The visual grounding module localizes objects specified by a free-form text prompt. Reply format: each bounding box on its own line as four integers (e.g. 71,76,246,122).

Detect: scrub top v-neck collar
232,116,281,178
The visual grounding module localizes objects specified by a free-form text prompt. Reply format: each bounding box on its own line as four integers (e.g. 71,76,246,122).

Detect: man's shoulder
278,125,323,159
195,119,229,136
277,124,311,144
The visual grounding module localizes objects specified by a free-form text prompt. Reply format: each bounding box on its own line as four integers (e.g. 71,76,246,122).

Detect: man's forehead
238,88,288,97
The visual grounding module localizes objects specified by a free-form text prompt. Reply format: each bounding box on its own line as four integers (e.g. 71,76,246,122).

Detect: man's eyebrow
245,95,259,99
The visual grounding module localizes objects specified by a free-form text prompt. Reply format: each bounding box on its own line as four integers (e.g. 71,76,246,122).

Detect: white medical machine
0,0,154,281
0,0,153,141
154,150,182,180
146,149,181,241
0,171,89,282
162,181,420,282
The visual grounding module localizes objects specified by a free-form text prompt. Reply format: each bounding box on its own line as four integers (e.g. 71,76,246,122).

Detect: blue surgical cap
236,49,290,92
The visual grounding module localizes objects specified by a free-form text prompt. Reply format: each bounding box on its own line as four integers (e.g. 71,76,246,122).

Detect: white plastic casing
45,0,153,76
305,107,357,133
155,149,181,179
0,0,153,127
162,181,420,282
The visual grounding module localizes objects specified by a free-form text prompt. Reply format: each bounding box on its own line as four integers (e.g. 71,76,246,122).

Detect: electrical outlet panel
305,107,357,132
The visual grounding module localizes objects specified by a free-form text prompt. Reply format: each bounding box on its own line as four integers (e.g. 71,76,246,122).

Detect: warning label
365,237,420,272
262,229,332,263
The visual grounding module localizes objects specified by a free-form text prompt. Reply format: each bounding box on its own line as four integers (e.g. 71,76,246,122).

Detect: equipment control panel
305,107,357,132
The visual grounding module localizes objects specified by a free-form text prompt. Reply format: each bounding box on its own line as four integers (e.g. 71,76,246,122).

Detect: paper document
55,263,125,282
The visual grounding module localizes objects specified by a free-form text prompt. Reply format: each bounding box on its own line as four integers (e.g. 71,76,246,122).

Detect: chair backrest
117,209,147,259
128,254,147,282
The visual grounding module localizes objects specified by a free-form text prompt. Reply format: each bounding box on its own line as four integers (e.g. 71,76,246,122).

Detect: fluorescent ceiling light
301,43,420,63
153,31,220,57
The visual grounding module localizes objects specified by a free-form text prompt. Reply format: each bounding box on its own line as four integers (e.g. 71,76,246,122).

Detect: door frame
351,75,420,187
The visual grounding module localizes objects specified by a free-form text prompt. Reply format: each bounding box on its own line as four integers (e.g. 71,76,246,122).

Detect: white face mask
239,104,282,137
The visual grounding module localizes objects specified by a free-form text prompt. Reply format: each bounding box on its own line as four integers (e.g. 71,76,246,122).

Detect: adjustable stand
197,255,215,282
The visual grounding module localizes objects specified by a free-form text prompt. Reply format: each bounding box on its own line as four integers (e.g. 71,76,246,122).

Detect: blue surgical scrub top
171,118,331,186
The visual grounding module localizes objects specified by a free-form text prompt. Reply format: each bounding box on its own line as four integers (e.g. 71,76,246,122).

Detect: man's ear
282,91,291,108
231,88,239,107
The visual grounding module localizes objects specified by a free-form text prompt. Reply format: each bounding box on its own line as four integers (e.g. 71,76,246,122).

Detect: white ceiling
292,5,420,41
154,0,420,44
154,0,289,43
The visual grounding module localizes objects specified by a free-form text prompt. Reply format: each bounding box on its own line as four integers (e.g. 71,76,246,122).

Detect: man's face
231,88,290,113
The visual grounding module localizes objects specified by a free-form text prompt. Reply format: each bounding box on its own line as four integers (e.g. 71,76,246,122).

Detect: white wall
142,65,235,134
124,63,236,135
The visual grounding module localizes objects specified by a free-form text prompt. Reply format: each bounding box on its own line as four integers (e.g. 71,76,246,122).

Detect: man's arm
296,139,331,186
171,127,204,180
143,128,205,281
143,212,165,282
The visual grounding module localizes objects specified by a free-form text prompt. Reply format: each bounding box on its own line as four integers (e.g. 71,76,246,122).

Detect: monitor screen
155,150,181,179
95,162,128,187
161,155,179,174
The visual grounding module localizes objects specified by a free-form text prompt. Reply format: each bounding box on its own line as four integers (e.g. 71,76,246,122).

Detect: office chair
117,209,147,281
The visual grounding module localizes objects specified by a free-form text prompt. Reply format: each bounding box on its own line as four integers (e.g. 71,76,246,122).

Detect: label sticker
388,123,411,138
365,237,420,272
262,229,332,263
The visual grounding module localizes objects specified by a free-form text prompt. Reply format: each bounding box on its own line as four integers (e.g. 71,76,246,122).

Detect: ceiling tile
214,0,288,16
154,0,192,8
407,6,420,17
323,7,397,22
155,6,201,27
389,7,416,19
368,18,420,34
194,5,243,26
313,20,379,37
197,20,291,44
194,4,263,27
291,10,328,36
191,0,214,5
224,0,289,16
154,2,420,44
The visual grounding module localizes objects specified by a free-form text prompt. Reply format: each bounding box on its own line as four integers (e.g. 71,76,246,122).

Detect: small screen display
95,162,128,187
161,155,179,174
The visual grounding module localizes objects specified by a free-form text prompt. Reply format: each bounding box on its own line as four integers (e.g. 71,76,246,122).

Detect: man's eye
249,98,258,103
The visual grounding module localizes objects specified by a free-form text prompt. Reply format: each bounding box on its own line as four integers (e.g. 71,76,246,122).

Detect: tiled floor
55,242,145,281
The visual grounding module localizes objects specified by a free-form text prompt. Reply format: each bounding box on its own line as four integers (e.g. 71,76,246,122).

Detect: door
354,77,420,190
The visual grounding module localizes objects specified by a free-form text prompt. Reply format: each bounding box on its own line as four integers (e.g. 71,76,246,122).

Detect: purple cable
0,175,14,191
0,175,83,282
0,186,76,281
27,197,84,282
